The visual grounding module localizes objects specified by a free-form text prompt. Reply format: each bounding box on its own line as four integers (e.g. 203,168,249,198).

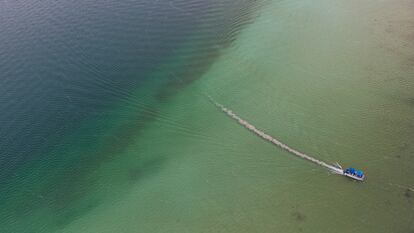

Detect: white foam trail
207,95,343,175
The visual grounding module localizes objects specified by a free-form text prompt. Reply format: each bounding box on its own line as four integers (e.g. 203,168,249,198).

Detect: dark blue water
0,0,259,179
0,0,264,231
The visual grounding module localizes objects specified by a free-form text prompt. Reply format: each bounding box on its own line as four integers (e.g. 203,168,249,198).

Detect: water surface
1,0,413,232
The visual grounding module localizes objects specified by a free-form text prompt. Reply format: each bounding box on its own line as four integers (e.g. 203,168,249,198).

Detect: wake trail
207,95,344,175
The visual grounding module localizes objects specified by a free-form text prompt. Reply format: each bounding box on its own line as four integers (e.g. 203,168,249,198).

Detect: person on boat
345,167,355,175
356,170,363,178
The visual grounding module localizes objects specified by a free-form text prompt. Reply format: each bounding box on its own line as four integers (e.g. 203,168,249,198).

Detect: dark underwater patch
404,188,412,198
53,199,100,228
128,157,164,183
291,211,307,222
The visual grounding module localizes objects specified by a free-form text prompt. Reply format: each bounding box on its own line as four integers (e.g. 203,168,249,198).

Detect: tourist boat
343,167,365,181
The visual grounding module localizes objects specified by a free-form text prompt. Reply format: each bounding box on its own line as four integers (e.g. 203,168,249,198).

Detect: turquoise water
1,0,414,232
0,0,264,231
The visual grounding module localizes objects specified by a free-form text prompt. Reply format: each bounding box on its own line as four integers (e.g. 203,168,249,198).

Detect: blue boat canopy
347,167,355,173
344,167,365,180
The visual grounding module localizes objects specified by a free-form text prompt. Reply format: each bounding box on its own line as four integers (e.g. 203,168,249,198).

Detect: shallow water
1,0,413,232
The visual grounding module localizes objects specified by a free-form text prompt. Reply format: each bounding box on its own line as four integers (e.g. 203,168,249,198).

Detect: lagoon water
1,0,413,232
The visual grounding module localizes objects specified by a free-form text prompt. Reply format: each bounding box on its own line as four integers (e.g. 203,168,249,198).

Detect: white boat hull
343,172,365,181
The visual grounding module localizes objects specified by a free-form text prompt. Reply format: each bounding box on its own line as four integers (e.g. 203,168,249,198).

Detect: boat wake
207,95,344,175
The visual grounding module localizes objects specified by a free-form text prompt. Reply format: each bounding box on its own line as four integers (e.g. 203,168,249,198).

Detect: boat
343,167,365,181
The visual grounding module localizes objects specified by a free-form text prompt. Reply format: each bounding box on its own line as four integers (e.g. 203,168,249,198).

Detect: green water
3,0,414,232
56,1,414,232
